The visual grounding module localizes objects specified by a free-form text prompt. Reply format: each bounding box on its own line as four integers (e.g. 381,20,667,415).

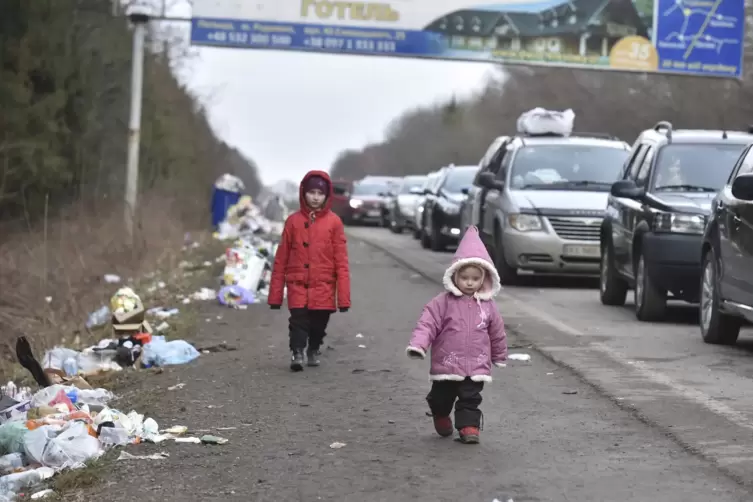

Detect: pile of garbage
83,287,201,373
211,195,282,309
217,234,278,309
215,196,279,241
0,371,228,500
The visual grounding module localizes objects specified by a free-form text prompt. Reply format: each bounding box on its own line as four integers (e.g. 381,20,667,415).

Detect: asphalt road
347,225,753,489
79,235,753,501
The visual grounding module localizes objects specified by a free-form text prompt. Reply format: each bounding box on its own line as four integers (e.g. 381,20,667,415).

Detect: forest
330,58,753,180
0,0,261,353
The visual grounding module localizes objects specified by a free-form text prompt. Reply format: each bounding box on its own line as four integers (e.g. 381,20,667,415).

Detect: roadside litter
0,194,281,498
217,234,278,308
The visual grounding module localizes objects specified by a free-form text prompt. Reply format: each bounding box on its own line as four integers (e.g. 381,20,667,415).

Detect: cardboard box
112,320,153,337
111,297,145,325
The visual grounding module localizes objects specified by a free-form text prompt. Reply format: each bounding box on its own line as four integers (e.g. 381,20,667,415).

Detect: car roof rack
570,132,620,140
516,131,619,144
653,121,673,142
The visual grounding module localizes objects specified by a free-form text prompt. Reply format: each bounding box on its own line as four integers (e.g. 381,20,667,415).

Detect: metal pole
125,17,148,244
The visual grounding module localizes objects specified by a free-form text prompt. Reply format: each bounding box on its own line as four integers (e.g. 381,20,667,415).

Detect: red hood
299,170,333,216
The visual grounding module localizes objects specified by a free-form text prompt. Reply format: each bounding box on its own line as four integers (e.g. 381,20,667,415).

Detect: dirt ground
72,240,752,502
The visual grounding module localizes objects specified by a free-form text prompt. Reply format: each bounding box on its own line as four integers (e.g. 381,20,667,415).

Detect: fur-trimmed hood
442,226,501,301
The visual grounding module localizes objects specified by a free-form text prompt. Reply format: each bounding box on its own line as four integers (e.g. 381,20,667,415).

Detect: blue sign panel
190,0,745,78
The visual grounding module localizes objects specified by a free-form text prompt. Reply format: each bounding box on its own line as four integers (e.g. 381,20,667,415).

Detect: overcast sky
166,3,497,186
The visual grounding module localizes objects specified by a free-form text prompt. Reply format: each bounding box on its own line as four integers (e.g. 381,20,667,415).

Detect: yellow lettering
300,0,399,22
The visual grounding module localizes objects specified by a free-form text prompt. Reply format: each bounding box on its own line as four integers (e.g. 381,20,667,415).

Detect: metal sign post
124,3,151,245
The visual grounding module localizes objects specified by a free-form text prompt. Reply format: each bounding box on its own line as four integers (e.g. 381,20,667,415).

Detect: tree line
0,0,261,230
330,60,751,180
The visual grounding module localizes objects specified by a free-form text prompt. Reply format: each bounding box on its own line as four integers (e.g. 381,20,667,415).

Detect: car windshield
509,145,629,190
443,168,477,193
653,144,746,192
400,177,426,194
353,183,386,196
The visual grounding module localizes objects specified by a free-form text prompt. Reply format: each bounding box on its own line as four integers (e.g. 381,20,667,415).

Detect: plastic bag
142,337,200,367
516,108,575,136
110,287,141,314
0,423,29,455
24,422,101,469
217,285,255,307
85,305,111,329
42,348,79,371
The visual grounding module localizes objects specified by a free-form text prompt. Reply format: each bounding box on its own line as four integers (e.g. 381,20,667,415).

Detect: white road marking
498,291,753,432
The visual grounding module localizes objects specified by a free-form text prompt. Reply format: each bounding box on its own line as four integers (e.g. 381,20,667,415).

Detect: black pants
426,378,484,429
289,308,332,352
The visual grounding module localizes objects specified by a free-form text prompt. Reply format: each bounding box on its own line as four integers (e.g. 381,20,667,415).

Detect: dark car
599,121,751,322
330,179,353,223
699,142,753,345
419,165,478,251
347,180,391,225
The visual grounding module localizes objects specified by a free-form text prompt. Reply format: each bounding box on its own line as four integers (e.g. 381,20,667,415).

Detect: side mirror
409,187,423,195
461,188,470,195
610,179,645,199
731,174,753,201
377,192,386,197
478,171,504,190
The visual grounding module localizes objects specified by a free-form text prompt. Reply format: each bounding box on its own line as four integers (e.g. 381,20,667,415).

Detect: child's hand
406,347,425,360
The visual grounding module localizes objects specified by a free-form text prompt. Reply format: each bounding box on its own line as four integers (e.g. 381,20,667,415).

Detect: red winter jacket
268,171,351,311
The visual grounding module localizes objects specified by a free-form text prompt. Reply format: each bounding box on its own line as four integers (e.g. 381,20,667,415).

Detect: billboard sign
190,0,744,78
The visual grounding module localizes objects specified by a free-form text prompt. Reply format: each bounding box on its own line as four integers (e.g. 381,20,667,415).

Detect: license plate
563,244,600,258
367,210,381,217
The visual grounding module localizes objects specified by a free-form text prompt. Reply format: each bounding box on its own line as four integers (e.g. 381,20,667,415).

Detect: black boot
290,350,304,372
306,348,321,367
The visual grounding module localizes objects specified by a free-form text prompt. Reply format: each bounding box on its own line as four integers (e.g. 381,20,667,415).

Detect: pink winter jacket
408,293,507,382
406,226,507,383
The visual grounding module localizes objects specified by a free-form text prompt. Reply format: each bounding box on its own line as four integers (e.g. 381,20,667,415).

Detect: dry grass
0,194,218,382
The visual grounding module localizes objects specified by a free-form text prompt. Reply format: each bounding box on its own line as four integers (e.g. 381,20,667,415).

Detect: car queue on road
342,118,753,350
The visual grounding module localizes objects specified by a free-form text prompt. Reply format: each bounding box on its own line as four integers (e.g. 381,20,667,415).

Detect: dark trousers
426,378,484,429
289,308,332,352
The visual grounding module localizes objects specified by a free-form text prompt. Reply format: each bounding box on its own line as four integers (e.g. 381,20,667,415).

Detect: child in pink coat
407,226,507,444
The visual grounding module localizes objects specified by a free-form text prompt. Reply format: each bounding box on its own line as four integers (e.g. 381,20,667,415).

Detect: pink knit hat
442,226,501,300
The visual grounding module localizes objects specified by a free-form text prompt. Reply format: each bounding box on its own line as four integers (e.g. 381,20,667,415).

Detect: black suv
419,165,478,251
700,143,753,344
599,122,751,321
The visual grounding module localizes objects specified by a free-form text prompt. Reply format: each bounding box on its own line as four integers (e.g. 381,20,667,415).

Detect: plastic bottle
63,357,78,377
0,467,53,493
0,453,24,474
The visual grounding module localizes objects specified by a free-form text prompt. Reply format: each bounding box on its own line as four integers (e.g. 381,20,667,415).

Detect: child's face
305,189,326,210
456,265,484,295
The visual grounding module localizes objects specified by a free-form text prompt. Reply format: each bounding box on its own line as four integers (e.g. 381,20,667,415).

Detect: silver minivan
468,133,631,283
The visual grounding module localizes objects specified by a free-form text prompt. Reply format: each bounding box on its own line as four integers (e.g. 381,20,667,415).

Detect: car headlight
507,214,543,232
349,199,363,209
653,213,707,234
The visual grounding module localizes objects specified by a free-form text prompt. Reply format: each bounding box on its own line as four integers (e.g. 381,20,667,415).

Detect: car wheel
390,222,403,234
634,252,667,322
412,227,421,239
700,249,742,344
599,243,628,306
494,226,518,285
430,221,445,251
420,226,431,249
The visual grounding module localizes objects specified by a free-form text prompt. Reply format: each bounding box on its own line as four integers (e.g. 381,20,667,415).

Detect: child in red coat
268,171,351,371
